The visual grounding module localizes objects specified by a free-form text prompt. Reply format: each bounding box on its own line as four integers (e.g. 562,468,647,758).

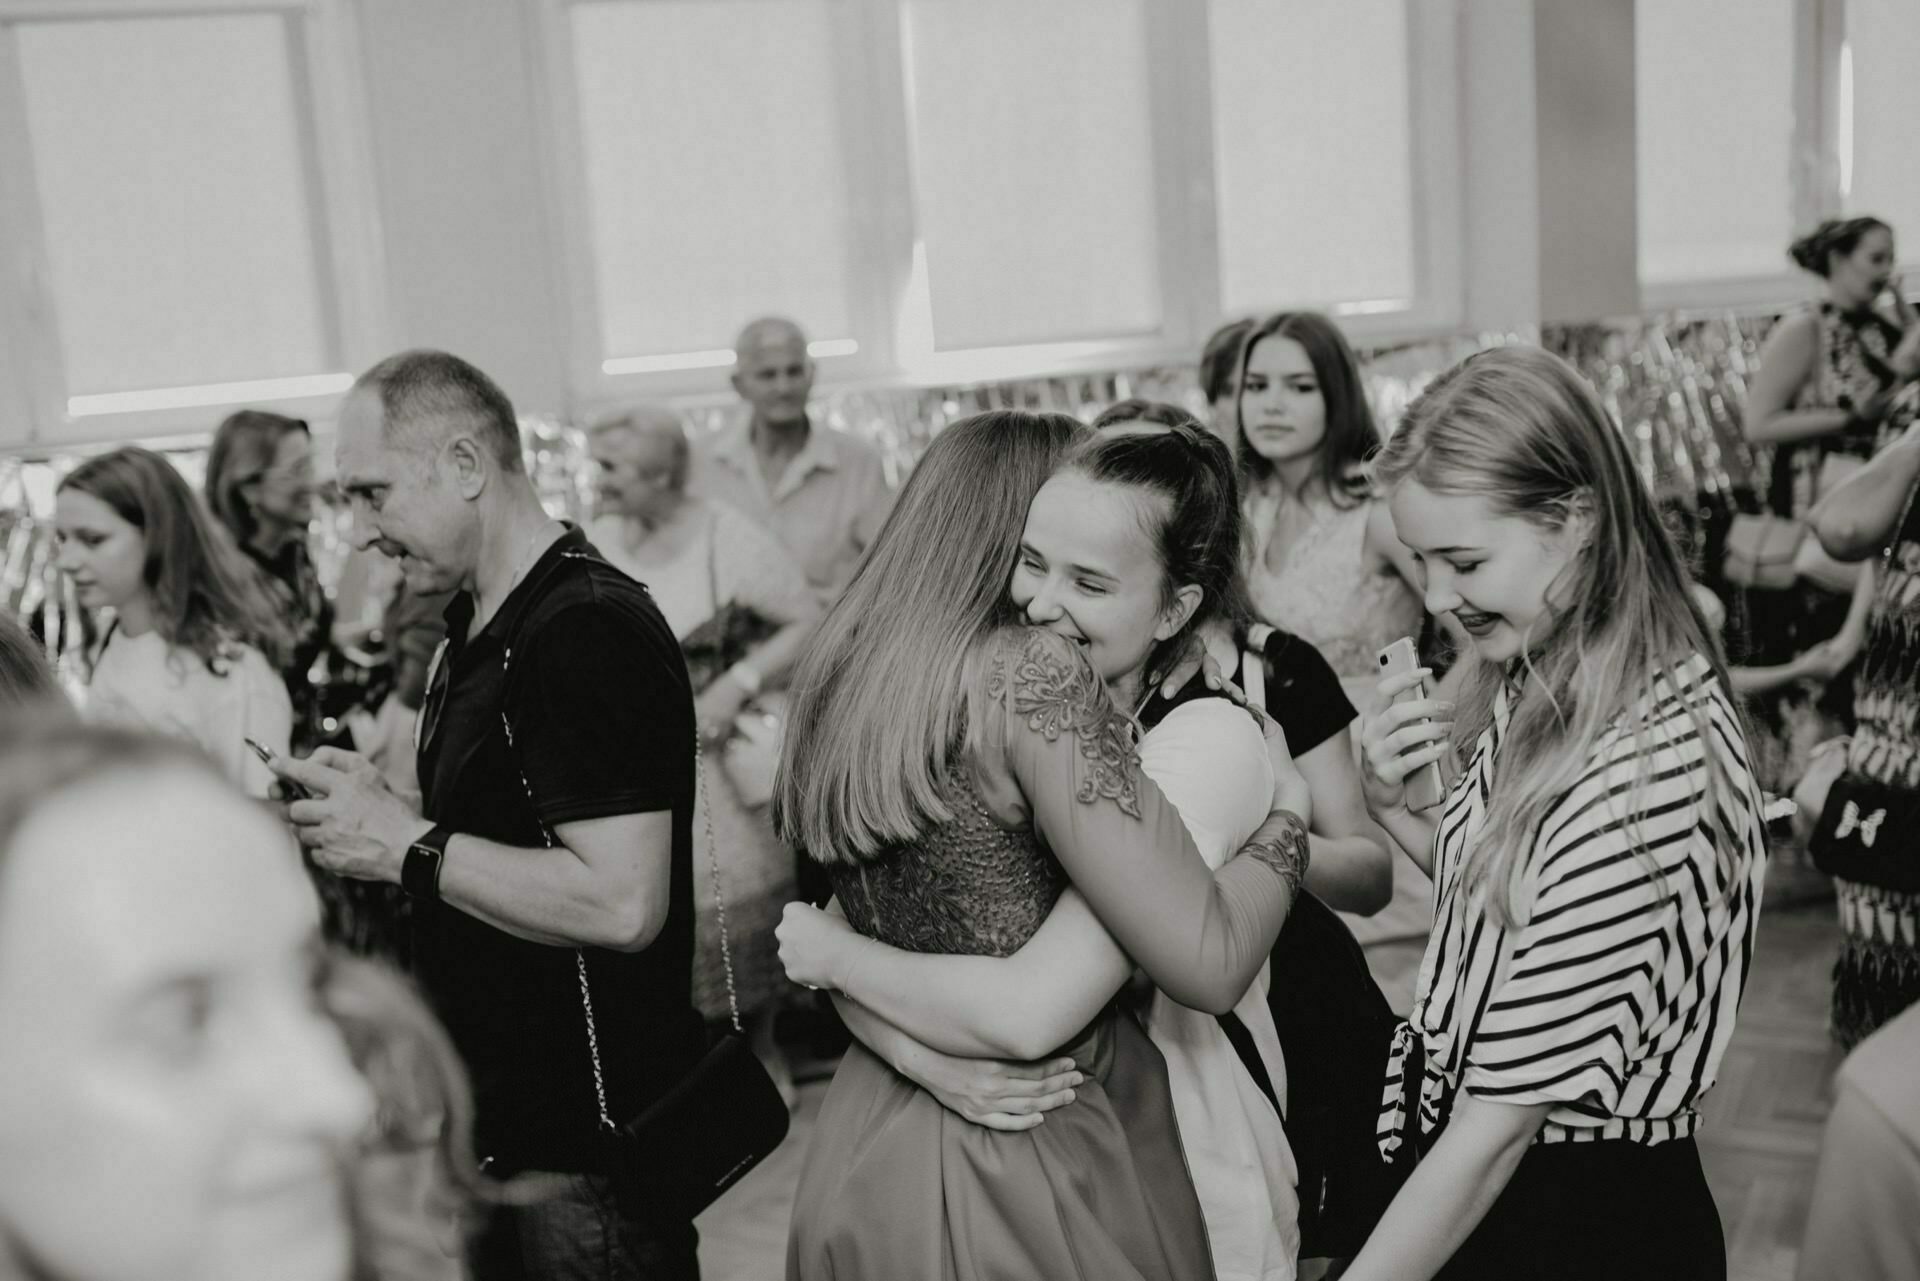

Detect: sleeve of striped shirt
1459,719,1707,1116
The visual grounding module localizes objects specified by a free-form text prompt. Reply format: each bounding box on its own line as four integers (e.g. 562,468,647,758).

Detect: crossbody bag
498,586,789,1219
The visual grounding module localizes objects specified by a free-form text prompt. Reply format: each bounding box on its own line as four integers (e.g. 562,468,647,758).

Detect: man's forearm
436,834,651,949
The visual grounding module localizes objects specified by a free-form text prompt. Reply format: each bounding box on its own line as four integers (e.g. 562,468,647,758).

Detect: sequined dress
786,630,1218,1281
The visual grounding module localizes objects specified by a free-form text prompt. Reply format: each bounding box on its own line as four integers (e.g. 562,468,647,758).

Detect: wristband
402,824,453,900
727,662,764,699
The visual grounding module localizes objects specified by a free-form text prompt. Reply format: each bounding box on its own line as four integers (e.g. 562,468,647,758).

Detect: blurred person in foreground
0,718,372,1281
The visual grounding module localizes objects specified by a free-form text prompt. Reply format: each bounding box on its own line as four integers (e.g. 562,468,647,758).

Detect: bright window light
67,373,353,418
601,339,858,378
1838,41,1854,199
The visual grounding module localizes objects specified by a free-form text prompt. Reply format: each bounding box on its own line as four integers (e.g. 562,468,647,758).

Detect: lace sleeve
988,627,1301,1013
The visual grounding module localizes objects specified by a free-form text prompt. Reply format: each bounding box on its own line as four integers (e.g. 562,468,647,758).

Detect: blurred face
54,488,148,614
589,427,682,524
731,335,814,429
1830,226,1897,310
0,767,371,1281
1010,472,1198,694
1388,480,1582,664
1239,336,1327,471
334,389,478,597
247,432,318,531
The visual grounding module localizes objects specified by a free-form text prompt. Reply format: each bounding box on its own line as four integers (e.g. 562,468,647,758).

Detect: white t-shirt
81,628,292,799
1137,698,1300,1281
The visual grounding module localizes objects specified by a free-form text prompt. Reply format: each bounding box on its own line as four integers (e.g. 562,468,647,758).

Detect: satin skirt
787,1007,1215,1281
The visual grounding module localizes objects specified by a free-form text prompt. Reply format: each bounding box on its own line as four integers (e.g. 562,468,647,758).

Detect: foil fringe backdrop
2,311,1786,673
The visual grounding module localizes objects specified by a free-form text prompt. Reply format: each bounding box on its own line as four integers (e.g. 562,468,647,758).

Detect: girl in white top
780,422,1307,1280
54,447,293,798
1348,347,1765,1281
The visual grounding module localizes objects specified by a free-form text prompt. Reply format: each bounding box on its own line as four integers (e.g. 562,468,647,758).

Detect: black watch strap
402,825,453,900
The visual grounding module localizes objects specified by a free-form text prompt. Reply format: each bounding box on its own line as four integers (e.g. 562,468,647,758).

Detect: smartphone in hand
1377,638,1447,813
245,738,311,801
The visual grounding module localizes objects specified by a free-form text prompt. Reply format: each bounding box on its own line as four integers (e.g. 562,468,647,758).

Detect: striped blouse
1378,652,1768,1158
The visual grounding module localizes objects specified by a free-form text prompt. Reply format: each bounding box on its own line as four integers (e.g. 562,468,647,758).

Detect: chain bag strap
489,551,787,1215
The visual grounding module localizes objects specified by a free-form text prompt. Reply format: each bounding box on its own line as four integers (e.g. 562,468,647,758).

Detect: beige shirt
688,418,892,595
1799,1003,1920,1281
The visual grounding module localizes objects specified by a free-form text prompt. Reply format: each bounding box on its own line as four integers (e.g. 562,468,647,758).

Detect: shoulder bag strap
498,612,741,1135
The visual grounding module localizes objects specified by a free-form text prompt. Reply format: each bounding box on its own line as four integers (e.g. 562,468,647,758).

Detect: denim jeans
471,1170,699,1281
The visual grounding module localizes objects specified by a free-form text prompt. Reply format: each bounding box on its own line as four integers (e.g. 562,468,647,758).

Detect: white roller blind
1635,0,1796,283
17,13,332,396
570,0,856,361
1208,0,1414,314
901,0,1161,351
1846,0,1920,246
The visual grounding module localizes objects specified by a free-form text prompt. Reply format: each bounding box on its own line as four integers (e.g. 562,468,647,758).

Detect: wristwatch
402,824,453,901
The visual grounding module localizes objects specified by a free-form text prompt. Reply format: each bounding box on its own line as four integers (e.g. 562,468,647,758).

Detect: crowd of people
1,213,1918,1281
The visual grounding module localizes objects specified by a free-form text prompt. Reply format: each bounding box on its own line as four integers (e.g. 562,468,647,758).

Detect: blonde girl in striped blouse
1345,346,1767,1281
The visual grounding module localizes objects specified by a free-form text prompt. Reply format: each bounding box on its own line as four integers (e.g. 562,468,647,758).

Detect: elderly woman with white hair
585,405,821,1101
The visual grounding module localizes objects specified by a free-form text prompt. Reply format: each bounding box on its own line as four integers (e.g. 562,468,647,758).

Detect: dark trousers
472,1171,699,1281
1436,1136,1724,1281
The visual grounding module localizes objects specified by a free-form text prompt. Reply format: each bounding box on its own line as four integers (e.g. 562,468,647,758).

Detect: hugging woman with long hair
773,411,1310,1280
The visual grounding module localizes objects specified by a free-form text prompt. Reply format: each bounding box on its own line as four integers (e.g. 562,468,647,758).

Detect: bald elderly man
689,317,893,597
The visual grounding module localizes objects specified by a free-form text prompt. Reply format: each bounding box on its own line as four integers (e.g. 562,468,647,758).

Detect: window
899,0,1160,354
1635,0,1798,286
541,0,1462,399
1843,0,1920,249
567,0,861,371
1208,0,1415,315
0,0,381,446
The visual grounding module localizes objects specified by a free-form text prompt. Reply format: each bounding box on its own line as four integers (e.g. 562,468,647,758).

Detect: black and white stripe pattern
1379,652,1767,1158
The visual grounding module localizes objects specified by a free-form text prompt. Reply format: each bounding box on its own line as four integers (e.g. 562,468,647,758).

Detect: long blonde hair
773,412,1087,863
1374,346,1736,927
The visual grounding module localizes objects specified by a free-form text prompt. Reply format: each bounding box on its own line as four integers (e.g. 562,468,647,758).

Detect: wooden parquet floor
697,885,1846,1281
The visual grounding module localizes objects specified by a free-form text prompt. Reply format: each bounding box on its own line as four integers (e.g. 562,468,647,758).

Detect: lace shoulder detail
985,627,1142,817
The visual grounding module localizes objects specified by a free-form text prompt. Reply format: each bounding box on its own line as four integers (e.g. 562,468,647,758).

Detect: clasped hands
269,747,432,883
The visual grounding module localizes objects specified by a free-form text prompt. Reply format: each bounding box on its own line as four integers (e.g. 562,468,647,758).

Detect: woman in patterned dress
1803,417,1920,1048
1741,216,1920,790
1348,347,1766,1280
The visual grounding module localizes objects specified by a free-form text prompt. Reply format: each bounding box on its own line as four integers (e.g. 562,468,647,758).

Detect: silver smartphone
1377,637,1446,812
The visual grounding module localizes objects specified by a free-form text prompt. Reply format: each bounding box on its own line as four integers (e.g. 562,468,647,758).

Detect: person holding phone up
1339,347,1768,1281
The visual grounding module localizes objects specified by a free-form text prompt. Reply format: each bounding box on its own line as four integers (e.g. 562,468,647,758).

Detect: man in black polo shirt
276,350,706,1281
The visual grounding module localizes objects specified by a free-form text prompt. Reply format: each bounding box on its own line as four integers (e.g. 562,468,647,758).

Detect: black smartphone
245,738,311,801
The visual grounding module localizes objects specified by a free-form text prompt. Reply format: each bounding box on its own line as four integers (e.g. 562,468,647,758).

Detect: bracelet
1243,811,1311,901
727,662,764,699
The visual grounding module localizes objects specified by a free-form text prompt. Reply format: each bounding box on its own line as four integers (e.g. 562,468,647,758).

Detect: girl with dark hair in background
54,447,293,797
774,411,1310,1281
205,409,335,753
1348,347,1765,1280
1201,317,1256,442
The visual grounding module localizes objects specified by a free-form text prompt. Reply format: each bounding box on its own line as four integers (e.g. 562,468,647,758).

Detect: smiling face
0,764,371,1281
1387,479,1584,663
1829,225,1898,310
588,425,683,524
54,487,148,614
1238,336,1328,472
334,388,478,597
1009,472,1198,699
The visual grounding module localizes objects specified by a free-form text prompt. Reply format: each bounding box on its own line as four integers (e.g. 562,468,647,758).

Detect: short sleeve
714,505,822,625
508,601,694,827
1460,777,1673,1115
848,447,895,559
1260,629,1356,757
1135,700,1272,869
986,627,1296,1012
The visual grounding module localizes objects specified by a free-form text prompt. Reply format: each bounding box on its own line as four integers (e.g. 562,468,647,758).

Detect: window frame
538,0,1466,408
0,0,386,452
